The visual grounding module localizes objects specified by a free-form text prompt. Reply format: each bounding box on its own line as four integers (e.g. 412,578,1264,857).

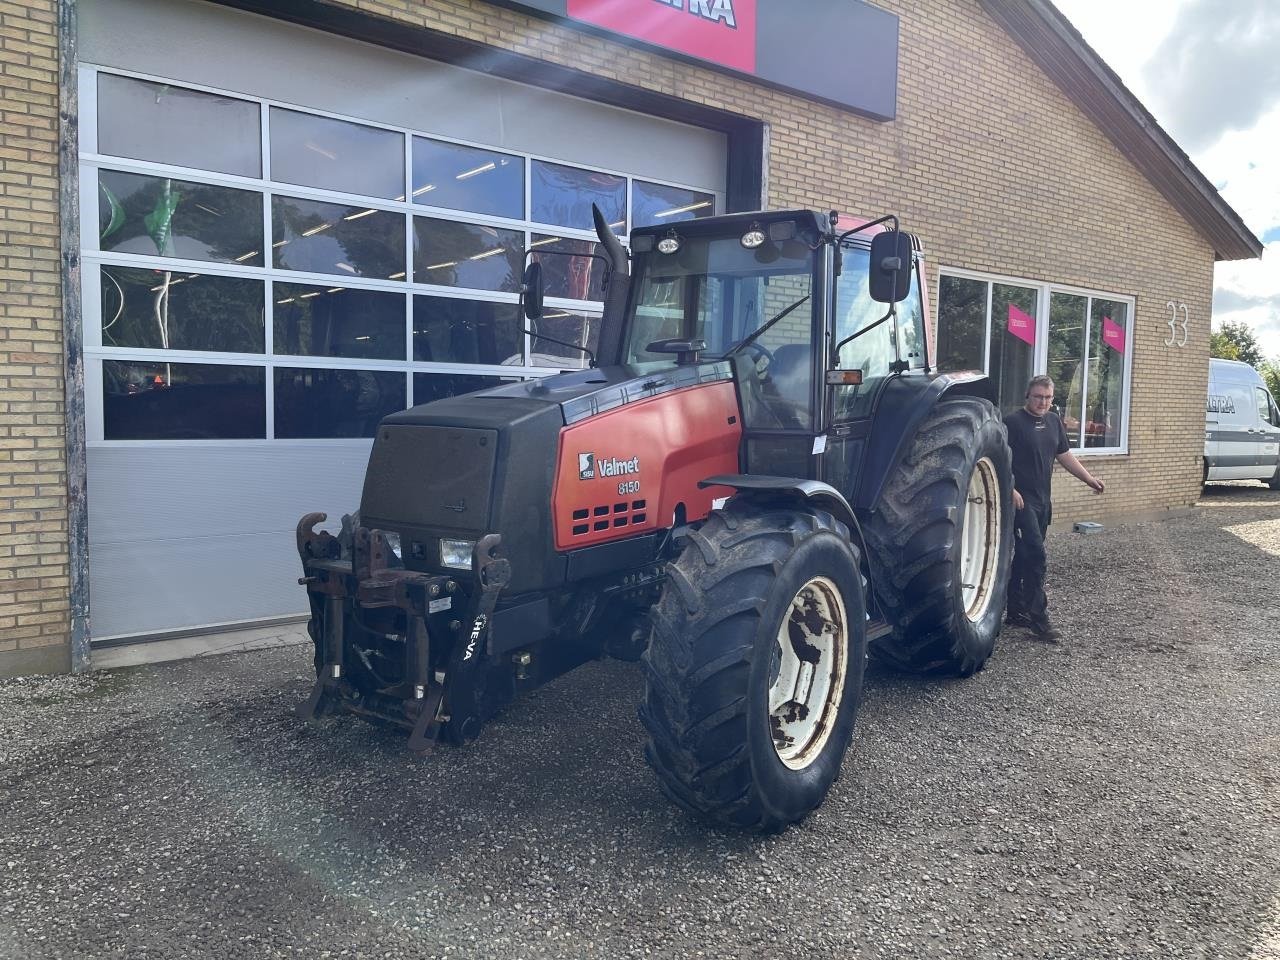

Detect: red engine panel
552,382,743,551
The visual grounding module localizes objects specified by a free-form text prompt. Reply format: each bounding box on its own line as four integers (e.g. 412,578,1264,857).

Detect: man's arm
1056,450,1105,493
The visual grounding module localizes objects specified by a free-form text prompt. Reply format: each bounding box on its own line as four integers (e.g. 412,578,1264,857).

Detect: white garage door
78,0,727,640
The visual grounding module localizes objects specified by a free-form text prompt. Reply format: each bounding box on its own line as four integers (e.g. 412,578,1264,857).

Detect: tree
1210,329,1239,361
1261,359,1280,401
1211,320,1264,367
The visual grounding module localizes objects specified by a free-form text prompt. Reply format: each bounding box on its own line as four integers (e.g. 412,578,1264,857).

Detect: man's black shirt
1004,408,1069,507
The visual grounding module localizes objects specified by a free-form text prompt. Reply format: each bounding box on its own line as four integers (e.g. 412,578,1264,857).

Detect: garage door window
269,107,405,200
101,266,265,354
103,360,266,440
632,180,714,227
82,67,719,442
412,137,524,219
98,170,263,265
531,160,626,232
273,285,406,361
96,73,260,178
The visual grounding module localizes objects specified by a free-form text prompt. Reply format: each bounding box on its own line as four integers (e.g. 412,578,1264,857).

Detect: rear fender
854,371,995,511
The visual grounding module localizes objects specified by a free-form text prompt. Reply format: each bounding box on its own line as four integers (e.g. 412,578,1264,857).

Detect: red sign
1102,316,1126,353
566,0,757,73
1007,304,1035,346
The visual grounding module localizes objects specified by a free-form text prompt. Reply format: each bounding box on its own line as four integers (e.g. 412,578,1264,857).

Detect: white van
1205,358,1280,488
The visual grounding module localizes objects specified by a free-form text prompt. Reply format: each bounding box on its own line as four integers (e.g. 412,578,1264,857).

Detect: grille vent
571,500,647,536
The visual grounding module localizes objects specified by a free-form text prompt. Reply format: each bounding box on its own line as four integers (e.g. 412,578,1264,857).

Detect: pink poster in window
1103,316,1126,353
1007,304,1035,346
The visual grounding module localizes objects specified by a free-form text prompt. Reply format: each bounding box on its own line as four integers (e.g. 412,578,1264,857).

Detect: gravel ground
2,484,1278,960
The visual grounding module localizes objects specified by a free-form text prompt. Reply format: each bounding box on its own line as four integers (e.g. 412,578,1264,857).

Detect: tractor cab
612,210,930,503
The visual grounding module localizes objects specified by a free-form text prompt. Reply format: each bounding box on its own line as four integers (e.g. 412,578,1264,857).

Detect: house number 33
1165,301,1190,347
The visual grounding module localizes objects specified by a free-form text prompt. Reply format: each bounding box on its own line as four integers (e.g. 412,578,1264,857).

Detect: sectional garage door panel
87,444,371,639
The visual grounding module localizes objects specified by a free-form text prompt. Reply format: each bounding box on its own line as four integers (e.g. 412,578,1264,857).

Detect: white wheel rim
959,456,1001,623
768,576,848,770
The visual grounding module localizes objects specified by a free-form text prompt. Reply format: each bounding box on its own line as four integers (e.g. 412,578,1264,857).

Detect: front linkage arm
295,514,509,751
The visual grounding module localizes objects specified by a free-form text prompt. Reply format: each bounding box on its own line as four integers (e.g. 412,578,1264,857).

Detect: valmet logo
579,452,640,480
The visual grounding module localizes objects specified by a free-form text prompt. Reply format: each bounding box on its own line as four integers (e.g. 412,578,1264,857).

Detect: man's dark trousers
1008,500,1051,626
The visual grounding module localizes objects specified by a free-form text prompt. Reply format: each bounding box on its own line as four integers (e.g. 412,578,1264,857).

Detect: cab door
821,243,927,500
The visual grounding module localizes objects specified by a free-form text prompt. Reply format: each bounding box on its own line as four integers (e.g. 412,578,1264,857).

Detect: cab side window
832,247,924,420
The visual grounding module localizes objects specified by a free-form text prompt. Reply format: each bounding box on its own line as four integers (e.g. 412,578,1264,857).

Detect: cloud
1214,242,1280,357
1142,0,1280,152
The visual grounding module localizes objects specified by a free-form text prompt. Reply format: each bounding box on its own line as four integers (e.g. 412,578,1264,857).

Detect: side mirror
868,231,913,304
521,262,544,321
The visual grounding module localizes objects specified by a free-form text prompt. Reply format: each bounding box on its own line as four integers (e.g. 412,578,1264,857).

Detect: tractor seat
764,343,812,429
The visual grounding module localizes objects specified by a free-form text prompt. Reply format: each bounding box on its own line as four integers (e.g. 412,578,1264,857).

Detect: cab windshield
623,234,816,370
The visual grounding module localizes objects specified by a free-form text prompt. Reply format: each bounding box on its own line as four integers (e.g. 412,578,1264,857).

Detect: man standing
1005,374,1105,640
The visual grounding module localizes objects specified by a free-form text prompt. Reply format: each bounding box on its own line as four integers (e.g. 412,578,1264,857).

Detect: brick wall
0,0,71,677
317,0,1215,528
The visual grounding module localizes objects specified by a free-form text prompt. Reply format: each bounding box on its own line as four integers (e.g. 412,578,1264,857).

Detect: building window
81,67,719,441
937,269,1133,453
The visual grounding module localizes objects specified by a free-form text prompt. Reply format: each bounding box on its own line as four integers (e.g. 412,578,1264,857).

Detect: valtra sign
568,0,757,73
491,0,899,120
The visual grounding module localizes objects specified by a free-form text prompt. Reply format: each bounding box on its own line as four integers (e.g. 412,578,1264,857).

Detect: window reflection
274,284,406,361
530,235,607,303
97,74,261,178
413,296,522,365
101,266,264,354
1084,299,1127,448
272,195,406,281
936,275,986,373
270,108,405,200
412,138,523,219
413,217,523,292
413,372,521,406
102,359,265,439
1048,293,1087,446
274,367,406,438
530,310,599,369
98,170,264,265
632,181,714,228
531,160,625,232
991,284,1036,416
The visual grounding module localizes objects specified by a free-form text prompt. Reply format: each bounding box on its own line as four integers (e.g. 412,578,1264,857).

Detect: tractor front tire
640,504,866,832
865,396,1013,676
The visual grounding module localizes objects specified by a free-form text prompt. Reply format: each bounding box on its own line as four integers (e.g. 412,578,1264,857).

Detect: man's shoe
1030,621,1061,642
1005,612,1033,628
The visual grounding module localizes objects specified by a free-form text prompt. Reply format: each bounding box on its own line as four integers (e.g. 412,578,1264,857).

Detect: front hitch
295,514,509,751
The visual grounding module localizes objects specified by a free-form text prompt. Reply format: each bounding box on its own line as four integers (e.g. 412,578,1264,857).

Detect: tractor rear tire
640,504,866,832
865,396,1013,676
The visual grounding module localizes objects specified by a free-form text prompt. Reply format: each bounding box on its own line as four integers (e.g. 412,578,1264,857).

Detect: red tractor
296,206,1013,831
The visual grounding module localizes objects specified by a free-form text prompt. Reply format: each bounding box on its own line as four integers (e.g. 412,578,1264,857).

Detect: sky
1051,0,1280,359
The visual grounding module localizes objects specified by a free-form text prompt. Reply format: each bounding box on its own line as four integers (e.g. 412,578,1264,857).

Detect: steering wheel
742,340,775,374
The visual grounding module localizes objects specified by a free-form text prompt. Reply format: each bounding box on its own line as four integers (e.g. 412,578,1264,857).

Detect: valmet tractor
296,205,1014,831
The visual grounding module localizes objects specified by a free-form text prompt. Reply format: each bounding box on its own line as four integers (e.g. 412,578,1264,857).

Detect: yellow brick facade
0,0,1223,674
0,0,72,677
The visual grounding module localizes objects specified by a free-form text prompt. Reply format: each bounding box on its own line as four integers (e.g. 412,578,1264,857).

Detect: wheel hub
959,455,1001,623
768,576,848,770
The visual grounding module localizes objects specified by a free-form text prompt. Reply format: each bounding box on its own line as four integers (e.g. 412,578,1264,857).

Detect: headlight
384,532,402,560
439,538,476,570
